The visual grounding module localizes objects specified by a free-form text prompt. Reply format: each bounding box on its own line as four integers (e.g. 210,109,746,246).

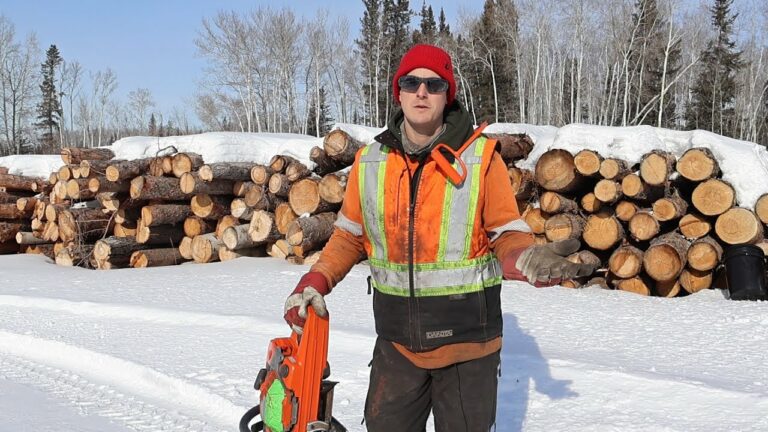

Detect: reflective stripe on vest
358,136,501,297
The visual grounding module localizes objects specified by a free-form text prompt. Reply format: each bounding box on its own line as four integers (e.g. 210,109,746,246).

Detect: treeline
2,0,767,156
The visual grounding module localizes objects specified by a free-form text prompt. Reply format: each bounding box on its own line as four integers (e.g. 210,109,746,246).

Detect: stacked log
531,146,762,297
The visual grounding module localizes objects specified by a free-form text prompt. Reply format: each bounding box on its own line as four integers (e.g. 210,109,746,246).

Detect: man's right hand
283,272,330,334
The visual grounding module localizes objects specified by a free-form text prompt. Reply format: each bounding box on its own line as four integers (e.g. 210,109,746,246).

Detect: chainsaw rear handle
239,404,263,432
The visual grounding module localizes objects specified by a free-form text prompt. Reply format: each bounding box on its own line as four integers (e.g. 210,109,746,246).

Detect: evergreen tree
685,0,743,136
35,45,63,152
468,0,519,122
306,86,333,137
413,2,437,45
148,113,158,136
438,7,450,37
382,0,412,122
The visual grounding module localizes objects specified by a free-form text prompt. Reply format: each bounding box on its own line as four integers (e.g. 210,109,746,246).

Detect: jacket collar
373,101,475,162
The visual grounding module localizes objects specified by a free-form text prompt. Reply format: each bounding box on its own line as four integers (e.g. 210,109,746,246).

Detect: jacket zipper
407,158,426,349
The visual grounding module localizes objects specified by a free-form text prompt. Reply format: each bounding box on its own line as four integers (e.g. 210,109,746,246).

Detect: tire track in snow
0,330,245,430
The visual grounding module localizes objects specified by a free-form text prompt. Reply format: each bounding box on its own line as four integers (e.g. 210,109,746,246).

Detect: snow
1,254,767,431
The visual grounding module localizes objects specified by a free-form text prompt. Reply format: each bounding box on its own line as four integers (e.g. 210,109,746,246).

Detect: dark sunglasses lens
426,78,449,93
399,76,449,93
399,76,421,91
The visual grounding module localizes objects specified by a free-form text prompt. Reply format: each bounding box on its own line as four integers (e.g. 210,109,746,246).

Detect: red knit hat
393,44,456,106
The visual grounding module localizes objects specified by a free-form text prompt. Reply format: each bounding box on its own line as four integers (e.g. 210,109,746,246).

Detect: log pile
525,146,767,297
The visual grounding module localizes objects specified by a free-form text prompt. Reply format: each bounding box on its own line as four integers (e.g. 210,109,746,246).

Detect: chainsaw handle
432,143,467,186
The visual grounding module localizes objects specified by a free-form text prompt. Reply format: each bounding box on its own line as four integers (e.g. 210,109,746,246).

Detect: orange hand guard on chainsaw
430,122,489,186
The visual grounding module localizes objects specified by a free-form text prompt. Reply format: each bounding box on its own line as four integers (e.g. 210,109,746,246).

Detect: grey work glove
515,239,597,283
283,287,327,335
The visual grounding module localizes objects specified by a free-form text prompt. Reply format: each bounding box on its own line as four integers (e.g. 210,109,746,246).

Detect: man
284,44,595,431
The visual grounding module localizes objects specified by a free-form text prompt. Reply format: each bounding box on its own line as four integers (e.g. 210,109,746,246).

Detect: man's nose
415,83,429,98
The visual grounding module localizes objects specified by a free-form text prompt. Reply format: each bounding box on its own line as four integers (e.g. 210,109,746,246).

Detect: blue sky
0,0,473,119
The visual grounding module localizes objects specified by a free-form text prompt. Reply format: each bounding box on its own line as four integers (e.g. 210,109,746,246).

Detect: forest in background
1,0,767,156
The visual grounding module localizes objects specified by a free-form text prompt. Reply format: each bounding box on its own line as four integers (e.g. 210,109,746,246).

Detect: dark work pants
364,337,500,432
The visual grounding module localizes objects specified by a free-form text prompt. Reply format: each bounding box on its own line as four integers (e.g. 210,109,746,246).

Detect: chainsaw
239,308,347,432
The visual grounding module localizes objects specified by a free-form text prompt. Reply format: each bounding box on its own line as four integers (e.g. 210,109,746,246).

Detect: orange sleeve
309,150,367,290
483,151,534,261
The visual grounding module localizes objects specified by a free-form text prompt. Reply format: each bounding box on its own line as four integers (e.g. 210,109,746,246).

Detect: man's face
398,68,447,133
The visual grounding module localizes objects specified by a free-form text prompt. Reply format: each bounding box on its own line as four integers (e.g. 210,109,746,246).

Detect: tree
127,87,154,134
35,44,63,152
148,113,157,136
381,0,412,123
685,0,743,135
306,86,333,137
356,0,384,126
0,18,39,155
413,2,437,45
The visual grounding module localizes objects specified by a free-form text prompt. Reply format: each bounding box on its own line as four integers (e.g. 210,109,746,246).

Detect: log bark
323,129,364,166
250,165,274,186
199,162,258,182
233,181,257,197
593,179,623,204
148,156,168,177
268,173,292,198
179,172,235,195
615,201,639,222
652,193,688,221
639,150,675,186
507,167,535,200
130,176,194,201
61,147,114,165
0,191,27,205
275,202,299,235
93,236,149,261
141,204,191,226
0,203,32,219
183,216,216,237
0,166,7,175
244,185,278,211
288,177,340,215
66,178,97,200
286,212,337,254
544,213,586,242
190,194,232,220
45,203,70,222
22,243,55,259
230,198,254,221
522,207,549,235
218,245,267,261
599,158,632,181
269,155,301,174
573,149,603,177
0,221,30,242
676,147,720,182
115,206,141,225
135,220,185,245
484,133,534,164
319,173,347,204
754,193,768,225
55,243,94,267
285,161,312,182
222,223,265,250
0,173,44,192
534,149,584,193
715,207,764,245
310,146,347,176
130,248,187,268
106,158,153,182
191,232,221,263
621,173,663,201
679,268,713,294
15,231,49,245
609,245,644,278
678,213,712,240
580,192,604,214
644,233,690,282
113,222,137,238
691,179,735,216
582,211,624,250
249,210,283,243
80,159,113,178
171,152,204,178
687,236,723,271
539,191,579,214
88,176,131,194
628,210,660,242
58,208,112,243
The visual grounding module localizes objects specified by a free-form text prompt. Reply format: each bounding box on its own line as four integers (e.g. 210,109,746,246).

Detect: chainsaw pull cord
429,121,489,187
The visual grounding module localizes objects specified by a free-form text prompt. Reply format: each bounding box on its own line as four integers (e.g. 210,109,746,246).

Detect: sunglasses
398,76,449,94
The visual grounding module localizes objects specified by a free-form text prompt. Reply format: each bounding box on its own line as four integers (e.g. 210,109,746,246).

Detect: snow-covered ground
1,254,767,431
